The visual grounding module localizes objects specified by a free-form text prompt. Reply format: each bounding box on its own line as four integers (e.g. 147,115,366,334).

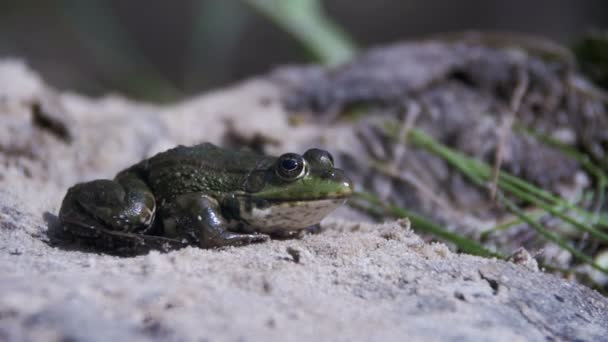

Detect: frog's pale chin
239,198,346,233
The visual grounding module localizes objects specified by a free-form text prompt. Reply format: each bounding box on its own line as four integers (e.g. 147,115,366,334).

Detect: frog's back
143,143,273,199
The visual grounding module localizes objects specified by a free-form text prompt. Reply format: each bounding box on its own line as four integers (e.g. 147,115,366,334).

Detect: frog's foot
306,223,323,235
270,229,306,240
161,193,270,248
270,224,322,240
58,175,156,243
206,231,270,248
85,229,188,255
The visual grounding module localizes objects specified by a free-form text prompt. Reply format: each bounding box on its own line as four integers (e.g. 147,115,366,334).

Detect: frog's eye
303,148,334,168
276,153,307,180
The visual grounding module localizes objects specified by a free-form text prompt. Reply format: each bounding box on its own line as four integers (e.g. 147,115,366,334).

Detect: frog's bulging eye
282,158,298,171
276,153,306,180
303,148,334,168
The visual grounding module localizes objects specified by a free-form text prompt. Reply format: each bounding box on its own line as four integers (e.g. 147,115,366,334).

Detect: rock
0,59,607,342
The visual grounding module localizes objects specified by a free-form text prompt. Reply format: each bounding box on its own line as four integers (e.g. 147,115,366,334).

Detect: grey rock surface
0,60,607,341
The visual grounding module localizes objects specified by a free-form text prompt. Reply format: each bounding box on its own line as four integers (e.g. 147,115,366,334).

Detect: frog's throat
237,198,346,233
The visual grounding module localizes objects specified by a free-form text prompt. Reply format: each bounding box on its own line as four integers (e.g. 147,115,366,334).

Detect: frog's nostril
324,169,353,193
322,170,338,180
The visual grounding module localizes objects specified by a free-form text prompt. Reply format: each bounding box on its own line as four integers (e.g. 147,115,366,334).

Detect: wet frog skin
58,143,353,254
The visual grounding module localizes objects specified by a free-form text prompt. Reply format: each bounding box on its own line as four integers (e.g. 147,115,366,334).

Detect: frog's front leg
161,193,269,248
59,171,156,238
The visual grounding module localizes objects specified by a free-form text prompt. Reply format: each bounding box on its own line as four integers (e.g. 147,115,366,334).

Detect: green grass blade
515,125,608,225
243,0,357,65
354,192,501,258
498,193,608,274
403,127,608,274
407,128,608,238
480,209,546,239
499,179,608,243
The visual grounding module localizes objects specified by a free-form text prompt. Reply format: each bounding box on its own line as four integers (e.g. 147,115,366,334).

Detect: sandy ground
1,60,607,341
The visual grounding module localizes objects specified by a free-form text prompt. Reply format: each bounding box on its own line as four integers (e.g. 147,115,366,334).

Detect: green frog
58,143,353,254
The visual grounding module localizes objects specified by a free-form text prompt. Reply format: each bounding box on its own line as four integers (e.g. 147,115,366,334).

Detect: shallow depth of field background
0,0,606,101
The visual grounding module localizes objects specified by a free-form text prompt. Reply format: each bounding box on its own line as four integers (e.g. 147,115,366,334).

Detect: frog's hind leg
58,172,157,246
161,193,269,248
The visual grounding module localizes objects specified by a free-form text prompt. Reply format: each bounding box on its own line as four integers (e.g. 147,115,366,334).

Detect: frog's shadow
42,211,157,257
42,212,322,257
43,211,92,252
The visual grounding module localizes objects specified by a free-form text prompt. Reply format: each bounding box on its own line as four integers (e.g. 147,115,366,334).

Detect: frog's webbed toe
86,229,188,256
207,231,270,247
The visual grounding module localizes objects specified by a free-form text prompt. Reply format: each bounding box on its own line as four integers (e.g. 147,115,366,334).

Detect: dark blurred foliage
0,0,606,101
573,31,608,88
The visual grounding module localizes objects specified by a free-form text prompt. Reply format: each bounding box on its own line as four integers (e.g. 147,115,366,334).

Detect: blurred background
0,0,606,101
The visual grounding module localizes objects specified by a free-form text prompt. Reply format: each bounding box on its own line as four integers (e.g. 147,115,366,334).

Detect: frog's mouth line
260,195,351,203
269,197,348,205
244,190,353,203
